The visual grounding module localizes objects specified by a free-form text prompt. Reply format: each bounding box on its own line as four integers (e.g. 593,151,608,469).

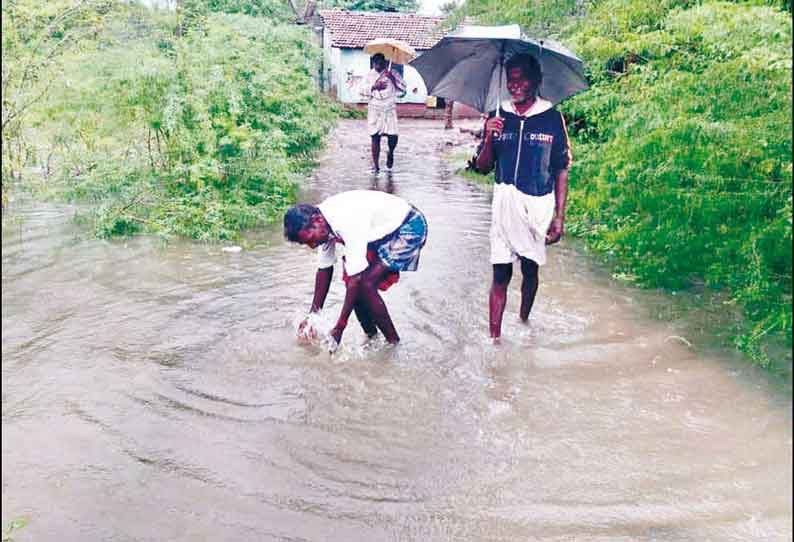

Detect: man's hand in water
328,321,347,352
297,317,318,342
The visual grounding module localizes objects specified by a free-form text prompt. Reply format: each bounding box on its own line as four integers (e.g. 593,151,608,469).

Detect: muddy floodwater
2,119,792,541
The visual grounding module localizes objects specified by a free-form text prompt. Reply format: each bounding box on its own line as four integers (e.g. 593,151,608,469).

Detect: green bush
44,12,336,240
198,0,292,20
323,0,419,12
564,1,792,369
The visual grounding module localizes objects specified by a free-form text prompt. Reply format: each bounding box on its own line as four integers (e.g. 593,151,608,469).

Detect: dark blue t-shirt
489,106,571,196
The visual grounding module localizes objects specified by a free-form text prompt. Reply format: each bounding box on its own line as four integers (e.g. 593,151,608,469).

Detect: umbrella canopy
409,25,588,113
364,38,417,66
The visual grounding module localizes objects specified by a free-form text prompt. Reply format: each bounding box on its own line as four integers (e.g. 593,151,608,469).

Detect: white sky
416,0,459,16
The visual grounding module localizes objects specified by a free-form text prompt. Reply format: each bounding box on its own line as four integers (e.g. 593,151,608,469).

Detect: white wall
321,29,339,94
330,48,429,104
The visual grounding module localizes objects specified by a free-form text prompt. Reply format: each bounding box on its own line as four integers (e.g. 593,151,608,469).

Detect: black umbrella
410,24,588,114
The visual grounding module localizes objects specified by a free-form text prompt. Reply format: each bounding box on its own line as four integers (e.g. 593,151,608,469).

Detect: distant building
315,9,479,118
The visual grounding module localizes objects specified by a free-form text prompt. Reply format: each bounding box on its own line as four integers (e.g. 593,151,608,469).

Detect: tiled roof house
316,10,447,106
318,10,445,50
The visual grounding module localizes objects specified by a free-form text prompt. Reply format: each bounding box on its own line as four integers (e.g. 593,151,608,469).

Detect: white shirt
317,190,412,276
360,69,406,108
500,97,553,117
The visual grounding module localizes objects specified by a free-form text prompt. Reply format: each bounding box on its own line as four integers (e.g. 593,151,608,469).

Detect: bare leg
519,257,539,322
354,299,378,338
386,134,398,169
444,100,454,130
489,263,513,339
371,134,381,171
359,261,400,343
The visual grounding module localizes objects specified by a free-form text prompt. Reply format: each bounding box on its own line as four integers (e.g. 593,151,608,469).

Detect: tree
439,0,458,16
1,0,115,203
285,0,317,21
322,0,419,13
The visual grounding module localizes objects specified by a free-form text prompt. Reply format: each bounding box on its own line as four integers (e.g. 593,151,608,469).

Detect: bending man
284,190,427,348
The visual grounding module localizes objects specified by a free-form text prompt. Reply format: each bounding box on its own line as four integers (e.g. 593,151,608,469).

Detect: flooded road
2,119,791,541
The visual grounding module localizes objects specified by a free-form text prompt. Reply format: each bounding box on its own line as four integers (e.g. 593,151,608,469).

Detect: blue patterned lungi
373,207,428,272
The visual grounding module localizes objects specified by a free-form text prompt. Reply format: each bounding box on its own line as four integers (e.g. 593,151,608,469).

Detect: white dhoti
367,102,399,136
360,68,404,136
490,183,556,266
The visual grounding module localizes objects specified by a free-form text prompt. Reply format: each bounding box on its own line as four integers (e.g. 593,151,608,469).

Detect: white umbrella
364,38,417,71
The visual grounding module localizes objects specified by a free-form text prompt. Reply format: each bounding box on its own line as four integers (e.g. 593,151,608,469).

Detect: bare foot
361,332,379,346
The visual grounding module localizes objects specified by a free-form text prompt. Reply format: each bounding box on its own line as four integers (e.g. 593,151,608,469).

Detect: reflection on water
370,171,396,193
2,120,792,541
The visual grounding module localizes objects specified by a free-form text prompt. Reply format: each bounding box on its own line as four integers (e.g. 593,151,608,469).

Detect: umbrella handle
492,49,503,139
497,44,504,118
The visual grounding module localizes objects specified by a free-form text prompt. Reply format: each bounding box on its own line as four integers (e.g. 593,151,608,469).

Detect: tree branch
285,0,302,20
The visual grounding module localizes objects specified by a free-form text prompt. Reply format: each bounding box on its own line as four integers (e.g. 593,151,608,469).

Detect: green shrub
563,1,792,369
44,12,336,240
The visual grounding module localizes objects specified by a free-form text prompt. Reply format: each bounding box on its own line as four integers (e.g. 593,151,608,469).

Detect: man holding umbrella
409,26,585,339
361,39,416,172
360,52,407,172
474,53,572,340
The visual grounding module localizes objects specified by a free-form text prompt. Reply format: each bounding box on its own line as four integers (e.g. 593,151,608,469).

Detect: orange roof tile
318,9,446,50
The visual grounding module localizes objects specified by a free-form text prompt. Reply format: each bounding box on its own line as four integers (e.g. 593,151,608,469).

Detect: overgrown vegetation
454,0,792,372
323,0,419,11
177,0,293,30
3,1,338,239
1,0,118,207
446,0,585,35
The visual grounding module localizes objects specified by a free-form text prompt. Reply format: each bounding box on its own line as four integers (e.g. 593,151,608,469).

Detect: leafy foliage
40,9,337,240
198,0,293,18
322,0,419,12
1,0,117,205
445,0,586,35
177,0,293,33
